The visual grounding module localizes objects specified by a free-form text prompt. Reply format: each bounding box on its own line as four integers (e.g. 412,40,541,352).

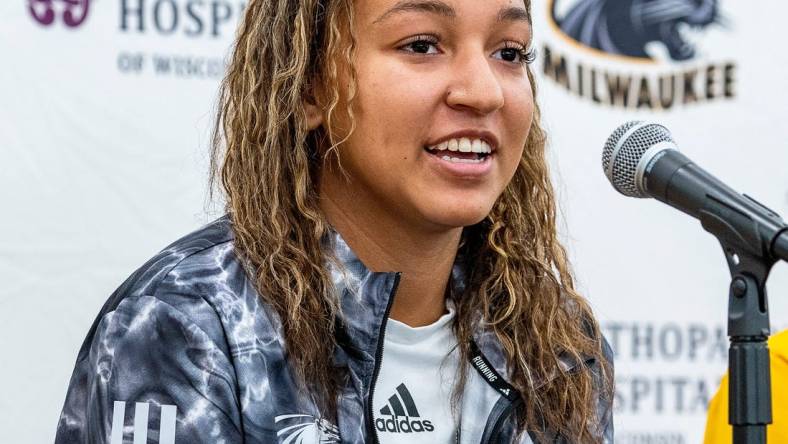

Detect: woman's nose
445,50,506,115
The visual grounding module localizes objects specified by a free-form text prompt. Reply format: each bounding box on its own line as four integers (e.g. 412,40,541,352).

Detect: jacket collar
324,228,585,388
324,229,514,379
325,228,398,364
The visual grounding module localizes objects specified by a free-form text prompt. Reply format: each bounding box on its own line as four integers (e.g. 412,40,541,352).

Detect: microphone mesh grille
602,121,640,174
603,122,674,197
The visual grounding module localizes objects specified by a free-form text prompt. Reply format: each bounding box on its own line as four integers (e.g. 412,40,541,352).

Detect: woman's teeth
425,137,493,163
427,137,493,154
439,155,486,164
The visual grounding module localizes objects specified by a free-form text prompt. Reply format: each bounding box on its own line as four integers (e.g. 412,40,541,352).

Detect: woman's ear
304,105,323,131
303,85,324,131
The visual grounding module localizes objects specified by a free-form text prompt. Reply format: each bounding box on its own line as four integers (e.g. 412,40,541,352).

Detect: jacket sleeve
55,294,242,444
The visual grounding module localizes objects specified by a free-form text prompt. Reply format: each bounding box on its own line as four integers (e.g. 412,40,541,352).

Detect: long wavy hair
211,0,612,441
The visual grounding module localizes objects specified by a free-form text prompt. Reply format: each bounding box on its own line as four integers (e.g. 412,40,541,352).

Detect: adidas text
375,416,434,433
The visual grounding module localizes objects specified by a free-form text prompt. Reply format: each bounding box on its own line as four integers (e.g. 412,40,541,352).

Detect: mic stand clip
720,243,773,444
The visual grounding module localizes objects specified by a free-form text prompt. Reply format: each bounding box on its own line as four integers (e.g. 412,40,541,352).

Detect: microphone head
602,121,677,198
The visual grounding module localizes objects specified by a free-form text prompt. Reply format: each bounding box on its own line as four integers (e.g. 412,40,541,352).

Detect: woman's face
321,0,534,232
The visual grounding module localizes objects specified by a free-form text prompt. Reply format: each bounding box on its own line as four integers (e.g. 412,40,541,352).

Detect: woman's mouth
424,137,493,164
423,137,495,178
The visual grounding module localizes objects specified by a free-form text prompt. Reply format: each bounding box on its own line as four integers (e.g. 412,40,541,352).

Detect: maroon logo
28,0,91,28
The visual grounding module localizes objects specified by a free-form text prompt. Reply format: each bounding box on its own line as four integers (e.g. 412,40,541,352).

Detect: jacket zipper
365,272,401,444
482,397,522,444
481,357,589,443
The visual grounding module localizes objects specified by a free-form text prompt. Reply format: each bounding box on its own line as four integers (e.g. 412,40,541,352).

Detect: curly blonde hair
211,0,612,441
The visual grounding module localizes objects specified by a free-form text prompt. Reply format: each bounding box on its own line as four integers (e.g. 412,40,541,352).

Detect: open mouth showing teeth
424,138,493,164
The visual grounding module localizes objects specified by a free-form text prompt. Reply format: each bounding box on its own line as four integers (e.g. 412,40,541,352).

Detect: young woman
55,0,613,443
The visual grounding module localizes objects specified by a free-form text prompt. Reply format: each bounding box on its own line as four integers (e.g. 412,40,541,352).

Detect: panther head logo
28,0,91,28
550,0,726,61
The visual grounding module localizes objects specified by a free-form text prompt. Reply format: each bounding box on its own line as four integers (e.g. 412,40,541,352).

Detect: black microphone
602,121,788,263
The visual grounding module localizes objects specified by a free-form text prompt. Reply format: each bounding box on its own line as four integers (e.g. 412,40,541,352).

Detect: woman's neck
319,181,462,327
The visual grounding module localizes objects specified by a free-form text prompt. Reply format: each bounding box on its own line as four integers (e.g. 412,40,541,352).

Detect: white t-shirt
372,304,501,443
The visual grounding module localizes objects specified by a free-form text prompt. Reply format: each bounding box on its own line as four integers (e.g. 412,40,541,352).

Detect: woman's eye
494,46,534,65
401,38,440,55
498,48,522,63
400,37,535,64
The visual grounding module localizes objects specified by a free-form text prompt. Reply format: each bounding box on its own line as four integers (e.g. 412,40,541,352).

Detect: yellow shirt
703,329,788,443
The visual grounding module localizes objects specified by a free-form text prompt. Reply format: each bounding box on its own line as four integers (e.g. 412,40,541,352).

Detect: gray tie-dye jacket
55,216,613,443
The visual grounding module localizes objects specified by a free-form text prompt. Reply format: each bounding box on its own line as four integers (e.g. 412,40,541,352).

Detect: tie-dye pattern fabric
55,216,613,443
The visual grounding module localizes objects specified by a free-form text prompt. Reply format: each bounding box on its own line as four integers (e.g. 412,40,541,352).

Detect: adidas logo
375,383,435,434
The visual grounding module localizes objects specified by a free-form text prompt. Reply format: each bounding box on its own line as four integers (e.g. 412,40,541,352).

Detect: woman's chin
418,202,494,230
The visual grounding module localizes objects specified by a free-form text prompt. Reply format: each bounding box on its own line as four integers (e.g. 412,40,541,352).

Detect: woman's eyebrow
498,5,531,24
373,0,455,24
373,1,531,25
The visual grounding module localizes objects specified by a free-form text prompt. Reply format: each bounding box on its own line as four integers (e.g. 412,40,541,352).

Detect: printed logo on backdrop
118,0,244,37
542,0,737,110
26,0,245,79
603,321,728,443
116,0,246,79
28,0,91,27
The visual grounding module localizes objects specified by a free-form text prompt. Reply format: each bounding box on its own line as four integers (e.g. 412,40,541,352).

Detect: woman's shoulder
124,215,238,297
85,215,271,357
108,215,252,304
57,217,255,443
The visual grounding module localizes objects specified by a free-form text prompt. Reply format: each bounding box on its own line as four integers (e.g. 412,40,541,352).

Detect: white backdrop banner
1,1,787,443
534,1,788,443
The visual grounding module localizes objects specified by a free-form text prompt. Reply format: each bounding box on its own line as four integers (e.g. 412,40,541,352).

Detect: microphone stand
697,193,780,443
719,244,773,444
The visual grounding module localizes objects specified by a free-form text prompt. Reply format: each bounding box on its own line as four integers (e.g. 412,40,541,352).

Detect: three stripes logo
109,401,177,444
375,383,434,434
